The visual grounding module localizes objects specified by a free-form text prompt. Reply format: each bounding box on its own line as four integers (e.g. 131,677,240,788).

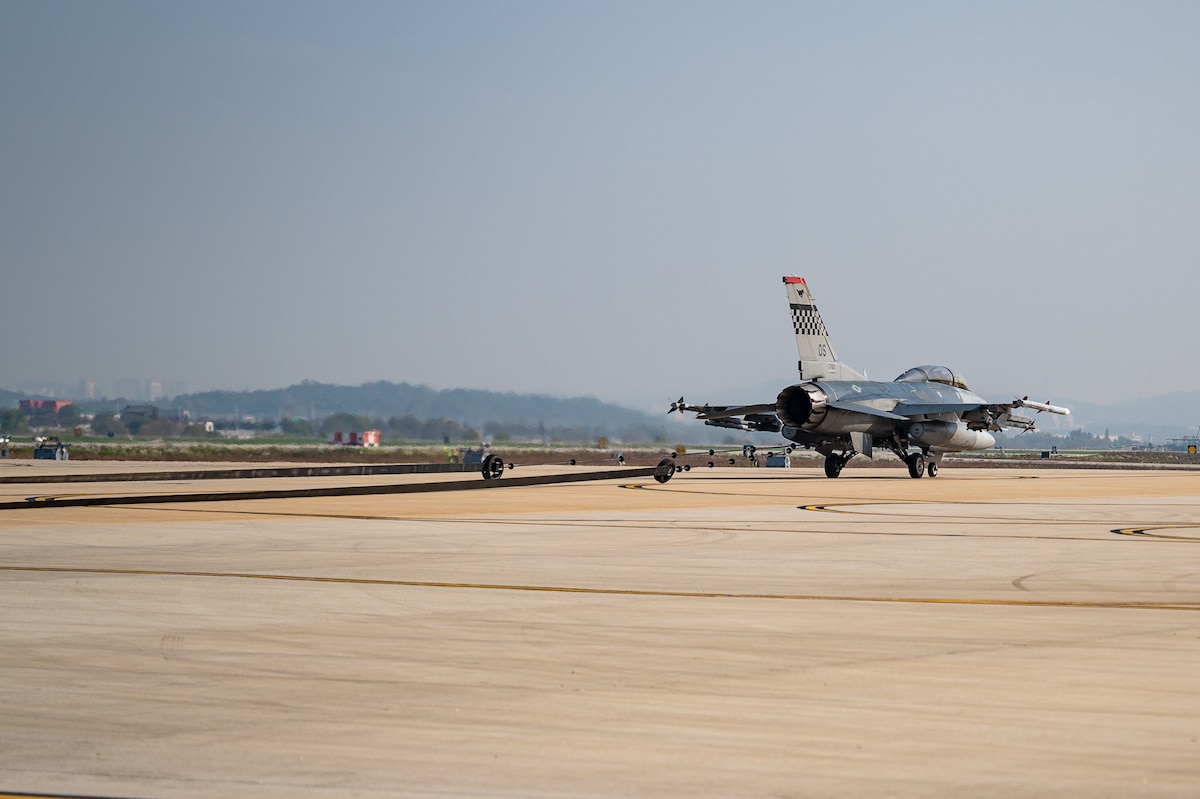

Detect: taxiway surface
1,463,1197,798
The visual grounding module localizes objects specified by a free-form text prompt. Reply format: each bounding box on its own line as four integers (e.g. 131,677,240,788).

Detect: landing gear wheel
927,461,939,478
824,454,845,479
906,453,926,479
654,458,676,484
481,453,505,480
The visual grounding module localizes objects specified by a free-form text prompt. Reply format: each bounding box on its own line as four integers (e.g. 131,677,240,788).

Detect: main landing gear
904,451,941,479
823,451,853,478
822,447,942,479
820,451,849,475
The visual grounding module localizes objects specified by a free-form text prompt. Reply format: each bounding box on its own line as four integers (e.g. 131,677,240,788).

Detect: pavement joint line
0,467,659,510
3,565,1198,611
36,500,1189,543
0,792,133,799
104,507,1108,540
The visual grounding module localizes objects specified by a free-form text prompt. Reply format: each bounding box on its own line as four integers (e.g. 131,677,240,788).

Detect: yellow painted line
802,503,854,513
2,565,1197,611
1113,526,1200,542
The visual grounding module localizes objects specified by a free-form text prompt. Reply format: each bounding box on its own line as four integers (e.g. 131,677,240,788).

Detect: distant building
19,399,73,414
330,430,380,447
120,404,159,420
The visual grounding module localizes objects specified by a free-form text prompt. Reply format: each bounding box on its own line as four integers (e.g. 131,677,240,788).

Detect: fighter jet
670,276,1069,478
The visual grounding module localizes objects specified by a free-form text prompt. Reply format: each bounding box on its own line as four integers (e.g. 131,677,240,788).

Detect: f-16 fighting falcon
670,277,1069,478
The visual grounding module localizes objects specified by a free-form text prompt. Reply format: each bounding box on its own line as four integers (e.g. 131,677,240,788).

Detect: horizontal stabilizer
695,403,777,420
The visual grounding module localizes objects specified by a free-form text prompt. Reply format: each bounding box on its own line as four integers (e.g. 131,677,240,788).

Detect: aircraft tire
482,454,505,480
824,455,843,478
906,453,925,479
927,461,939,478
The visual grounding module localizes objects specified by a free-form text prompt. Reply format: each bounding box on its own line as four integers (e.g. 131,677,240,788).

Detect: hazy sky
3,1,1198,408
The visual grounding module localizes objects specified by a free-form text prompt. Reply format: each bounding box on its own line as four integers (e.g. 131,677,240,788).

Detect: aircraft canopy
893,365,971,391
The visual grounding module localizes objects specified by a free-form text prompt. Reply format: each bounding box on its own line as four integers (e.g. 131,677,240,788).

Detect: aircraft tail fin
783,276,866,382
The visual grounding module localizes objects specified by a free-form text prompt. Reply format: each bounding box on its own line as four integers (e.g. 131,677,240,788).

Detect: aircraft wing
669,393,1068,435
891,401,992,417
825,401,911,421
894,397,1069,431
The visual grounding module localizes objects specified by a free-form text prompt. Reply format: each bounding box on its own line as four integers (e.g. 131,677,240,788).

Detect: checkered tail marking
790,304,829,338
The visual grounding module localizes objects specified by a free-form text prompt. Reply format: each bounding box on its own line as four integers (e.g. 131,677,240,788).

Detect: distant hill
168,381,643,426
154,381,710,444
4,379,1197,444
0,380,737,444
1053,390,1200,440
0,388,25,409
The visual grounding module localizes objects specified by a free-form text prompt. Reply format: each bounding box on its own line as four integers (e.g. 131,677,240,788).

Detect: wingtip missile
1017,397,1070,415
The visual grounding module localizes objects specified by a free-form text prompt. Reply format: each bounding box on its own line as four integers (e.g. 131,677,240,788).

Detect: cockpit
893,365,971,391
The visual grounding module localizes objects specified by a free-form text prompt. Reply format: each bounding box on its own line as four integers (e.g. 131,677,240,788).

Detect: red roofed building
19,400,74,414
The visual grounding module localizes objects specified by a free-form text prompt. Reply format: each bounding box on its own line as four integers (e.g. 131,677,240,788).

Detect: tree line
1,402,659,444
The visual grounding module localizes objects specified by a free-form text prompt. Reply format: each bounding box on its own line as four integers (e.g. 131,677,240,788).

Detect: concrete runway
1,462,1197,798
